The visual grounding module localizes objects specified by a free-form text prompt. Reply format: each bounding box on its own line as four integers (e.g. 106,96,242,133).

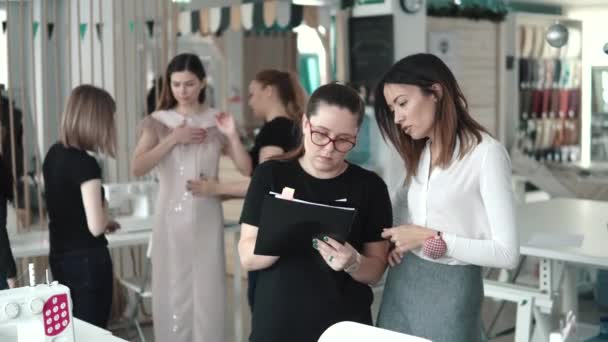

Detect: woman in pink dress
131,53,251,342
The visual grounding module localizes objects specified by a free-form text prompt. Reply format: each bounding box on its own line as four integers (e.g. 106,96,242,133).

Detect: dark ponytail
254,69,307,122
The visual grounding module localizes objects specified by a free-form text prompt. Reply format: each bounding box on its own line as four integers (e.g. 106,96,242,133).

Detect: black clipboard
254,192,357,256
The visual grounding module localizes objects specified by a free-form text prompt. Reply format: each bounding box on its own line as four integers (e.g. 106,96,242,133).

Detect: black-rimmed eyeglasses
310,130,356,153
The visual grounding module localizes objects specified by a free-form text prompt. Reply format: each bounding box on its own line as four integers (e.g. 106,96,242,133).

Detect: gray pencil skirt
377,252,483,342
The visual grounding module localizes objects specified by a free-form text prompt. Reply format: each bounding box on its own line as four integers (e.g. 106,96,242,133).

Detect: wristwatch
344,251,362,274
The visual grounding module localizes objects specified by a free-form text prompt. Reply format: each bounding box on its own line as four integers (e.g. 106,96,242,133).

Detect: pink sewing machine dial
42,294,70,336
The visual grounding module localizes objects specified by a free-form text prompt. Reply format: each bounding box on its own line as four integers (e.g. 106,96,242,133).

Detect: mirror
590,66,608,161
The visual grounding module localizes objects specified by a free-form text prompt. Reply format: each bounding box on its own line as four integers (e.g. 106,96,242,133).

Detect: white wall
352,0,427,190
565,5,608,165
427,18,500,136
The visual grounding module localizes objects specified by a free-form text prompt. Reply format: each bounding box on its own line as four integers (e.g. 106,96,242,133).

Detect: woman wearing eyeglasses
238,83,392,342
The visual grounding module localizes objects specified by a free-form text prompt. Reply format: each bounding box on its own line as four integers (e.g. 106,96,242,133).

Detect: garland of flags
177,0,309,37
0,0,313,41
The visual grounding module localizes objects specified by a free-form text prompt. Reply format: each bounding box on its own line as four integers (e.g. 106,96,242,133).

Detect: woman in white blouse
373,53,519,342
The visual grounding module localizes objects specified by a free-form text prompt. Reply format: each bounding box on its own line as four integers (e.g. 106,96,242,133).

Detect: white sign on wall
352,0,392,17
428,31,459,73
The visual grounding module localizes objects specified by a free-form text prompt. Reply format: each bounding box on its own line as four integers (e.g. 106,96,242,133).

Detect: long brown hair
254,69,307,122
60,85,116,157
157,53,207,110
276,83,365,161
374,53,488,183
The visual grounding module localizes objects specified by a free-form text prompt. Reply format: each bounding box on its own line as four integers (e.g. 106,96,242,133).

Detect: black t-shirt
43,143,108,255
240,159,392,342
249,117,300,172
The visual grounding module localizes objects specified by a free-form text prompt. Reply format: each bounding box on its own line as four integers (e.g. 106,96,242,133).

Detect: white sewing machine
0,282,75,342
103,181,158,220
318,321,431,342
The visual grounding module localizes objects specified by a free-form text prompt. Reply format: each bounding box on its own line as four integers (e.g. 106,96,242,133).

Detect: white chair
117,238,153,342
318,321,432,342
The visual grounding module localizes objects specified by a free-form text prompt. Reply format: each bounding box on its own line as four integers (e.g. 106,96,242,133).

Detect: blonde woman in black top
43,85,119,328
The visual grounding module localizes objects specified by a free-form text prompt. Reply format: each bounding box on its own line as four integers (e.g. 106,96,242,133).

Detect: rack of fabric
515,21,582,163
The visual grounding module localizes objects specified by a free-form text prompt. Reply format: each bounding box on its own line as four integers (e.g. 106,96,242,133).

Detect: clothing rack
514,19,583,163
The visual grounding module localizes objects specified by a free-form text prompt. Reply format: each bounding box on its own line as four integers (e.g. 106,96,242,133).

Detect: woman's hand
105,220,121,234
313,236,358,271
7,277,17,289
186,178,219,197
387,248,404,267
171,120,207,145
381,224,436,262
215,112,239,140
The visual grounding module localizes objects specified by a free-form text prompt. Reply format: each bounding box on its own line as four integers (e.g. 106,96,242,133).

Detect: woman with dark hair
0,155,17,290
186,69,306,310
373,53,519,342
131,53,250,342
238,83,392,342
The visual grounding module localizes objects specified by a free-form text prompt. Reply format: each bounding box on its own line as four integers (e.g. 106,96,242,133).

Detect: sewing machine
103,181,158,220
0,282,75,342
318,321,431,342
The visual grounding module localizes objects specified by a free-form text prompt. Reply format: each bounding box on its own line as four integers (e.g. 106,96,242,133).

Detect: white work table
518,198,608,266
10,221,152,259
9,217,245,342
0,318,128,341
486,198,608,342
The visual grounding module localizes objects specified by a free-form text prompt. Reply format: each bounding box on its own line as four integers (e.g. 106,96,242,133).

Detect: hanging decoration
252,2,266,32
79,23,87,40
230,5,241,32
95,23,103,41
207,6,230,36
199,8,210,36
263,1,277,28
176,1,306,37
47,23,55,40
33,21,39,38
241,3,254,31
208,7,223,35
177,11,191,36
191,11,200,33
129,20,135,33
217,7,231,35
146,20,155,38
546,23,569,48
284,4,304,29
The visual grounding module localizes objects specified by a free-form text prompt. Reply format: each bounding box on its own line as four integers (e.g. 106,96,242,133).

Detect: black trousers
50,246,113,328
248,270,258,309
